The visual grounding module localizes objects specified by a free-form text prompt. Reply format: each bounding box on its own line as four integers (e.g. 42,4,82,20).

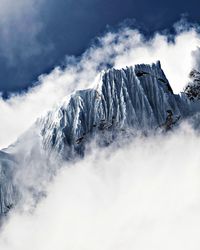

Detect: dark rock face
184,70,200,101
0,152,17,216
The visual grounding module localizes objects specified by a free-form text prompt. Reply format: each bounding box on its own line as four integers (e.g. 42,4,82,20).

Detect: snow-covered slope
38,62,189,158
0,61,197,217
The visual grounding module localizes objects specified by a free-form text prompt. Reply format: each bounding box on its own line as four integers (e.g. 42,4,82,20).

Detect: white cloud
1,19,200,250
0,20,200,150
0,0,48,63
101,27,200,94
1,124,200,250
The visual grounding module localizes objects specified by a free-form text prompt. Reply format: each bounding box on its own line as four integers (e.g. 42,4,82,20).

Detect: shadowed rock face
0,62,198,217
0,151,17,216
184,70,200,101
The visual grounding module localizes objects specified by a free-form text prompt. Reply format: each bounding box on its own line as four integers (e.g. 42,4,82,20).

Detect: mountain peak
38,63,181,159
0,62,196,217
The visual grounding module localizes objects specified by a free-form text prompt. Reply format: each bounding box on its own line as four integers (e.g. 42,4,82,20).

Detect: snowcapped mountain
37,61,189,158
0,61,199,217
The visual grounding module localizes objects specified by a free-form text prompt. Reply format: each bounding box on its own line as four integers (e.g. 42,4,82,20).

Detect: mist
1,19,200,250
0,123,200,250
0,19,200,149
0,0,47,64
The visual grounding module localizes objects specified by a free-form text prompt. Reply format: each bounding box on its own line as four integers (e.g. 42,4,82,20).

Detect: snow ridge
0,62,196,217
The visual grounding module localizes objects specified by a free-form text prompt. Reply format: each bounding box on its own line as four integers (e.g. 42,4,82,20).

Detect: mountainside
38,62,188,158
0,61,199,217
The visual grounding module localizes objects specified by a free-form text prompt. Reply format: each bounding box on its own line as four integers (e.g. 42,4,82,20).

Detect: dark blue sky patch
0,0,200,95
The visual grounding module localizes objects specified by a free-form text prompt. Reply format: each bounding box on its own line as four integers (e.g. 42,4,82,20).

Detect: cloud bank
0,20,200,149
1,19,200,250
1,124,200,250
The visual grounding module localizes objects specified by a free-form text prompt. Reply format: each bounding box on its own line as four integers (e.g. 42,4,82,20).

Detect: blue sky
0,0,199,96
